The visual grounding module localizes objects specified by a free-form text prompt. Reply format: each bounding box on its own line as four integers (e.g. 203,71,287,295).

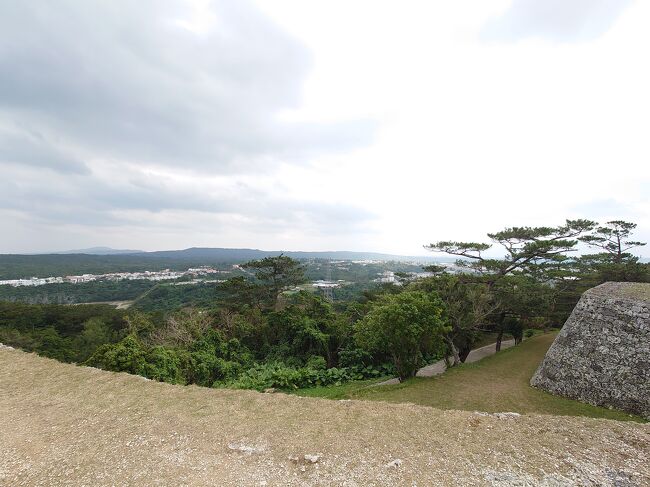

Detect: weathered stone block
531,282,650,418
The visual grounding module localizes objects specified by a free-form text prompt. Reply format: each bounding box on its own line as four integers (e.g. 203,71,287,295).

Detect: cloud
0,0,379,251
0,0,375,174
570,199,644,223
481,0,634,43
0,126,89,174
1,0,647,255
0,162,375,239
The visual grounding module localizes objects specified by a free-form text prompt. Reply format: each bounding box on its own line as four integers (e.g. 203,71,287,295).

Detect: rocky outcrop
531,282,650,418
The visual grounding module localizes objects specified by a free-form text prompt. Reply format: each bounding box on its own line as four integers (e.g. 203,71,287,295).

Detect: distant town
0,267,229,287
0,255,466,294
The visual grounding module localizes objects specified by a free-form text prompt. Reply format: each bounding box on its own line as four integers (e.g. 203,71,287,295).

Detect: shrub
140,346,186,384
0,327,38,351
220,359,393,391
85,334,146,374
34,327,76,362
337,348,372,368
355,291,449,381
305,355,327,370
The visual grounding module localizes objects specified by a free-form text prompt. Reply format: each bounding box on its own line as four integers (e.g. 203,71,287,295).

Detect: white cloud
254,0,650,255
1,0,648,256
481,0,634,42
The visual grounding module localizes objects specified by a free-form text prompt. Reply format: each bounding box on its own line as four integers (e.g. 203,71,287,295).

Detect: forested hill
0,248,441,280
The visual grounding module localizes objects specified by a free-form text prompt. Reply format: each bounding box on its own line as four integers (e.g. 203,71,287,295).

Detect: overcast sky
1,0,648,256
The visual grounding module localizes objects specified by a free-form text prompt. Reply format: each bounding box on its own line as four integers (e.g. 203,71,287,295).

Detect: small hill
1,346,648,486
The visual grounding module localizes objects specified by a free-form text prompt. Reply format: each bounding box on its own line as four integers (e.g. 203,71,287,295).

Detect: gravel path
1,347,648,486
378,339,516,386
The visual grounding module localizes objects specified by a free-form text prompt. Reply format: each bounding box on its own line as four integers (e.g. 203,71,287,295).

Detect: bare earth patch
1,348,648,486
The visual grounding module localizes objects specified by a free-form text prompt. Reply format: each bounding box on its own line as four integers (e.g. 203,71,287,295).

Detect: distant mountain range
53,247,144,255
20,246,650,263
47,247,445,263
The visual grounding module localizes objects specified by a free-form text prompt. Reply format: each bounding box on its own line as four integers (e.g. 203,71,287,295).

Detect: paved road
377,339,516,386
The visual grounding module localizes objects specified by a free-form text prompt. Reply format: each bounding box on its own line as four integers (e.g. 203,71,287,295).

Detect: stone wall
531,282,650,418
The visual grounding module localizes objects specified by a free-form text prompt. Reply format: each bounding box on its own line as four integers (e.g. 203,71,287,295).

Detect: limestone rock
493,412,521,420
531,282,650,418
386,459,402,469
227,443,266,455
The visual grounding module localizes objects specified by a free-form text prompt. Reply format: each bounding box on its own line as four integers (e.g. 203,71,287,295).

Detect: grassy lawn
340,333,642,422
292,331,513,400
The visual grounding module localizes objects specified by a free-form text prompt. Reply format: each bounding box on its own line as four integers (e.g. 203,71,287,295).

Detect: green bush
305,355,327,370
85,334,146,374
35,327,76,362
185,350,242,386
0,327,38,351
355,291,448,380
221,360,392,391
140,346,186,384
73,317,113,362
338,348,372,368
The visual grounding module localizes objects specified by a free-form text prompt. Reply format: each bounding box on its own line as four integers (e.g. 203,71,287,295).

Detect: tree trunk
495,329,504,352
495,311,506,352
459,345,471,363
444,336,461,366
325,347,335,368
392,353,403,382
443,354,451,368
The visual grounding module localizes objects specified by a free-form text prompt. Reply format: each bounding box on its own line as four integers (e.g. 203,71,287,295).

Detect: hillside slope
1,346,648,486
352,333,639,420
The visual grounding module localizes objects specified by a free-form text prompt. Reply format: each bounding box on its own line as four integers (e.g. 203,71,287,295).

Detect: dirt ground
1,346,648,486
